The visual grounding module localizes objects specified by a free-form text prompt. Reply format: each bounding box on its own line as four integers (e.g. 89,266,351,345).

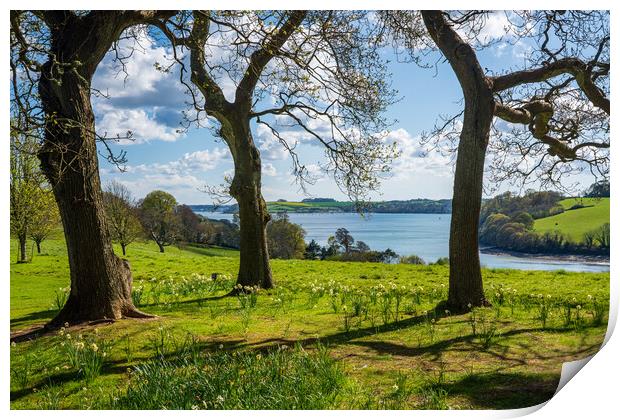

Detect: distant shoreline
480,246,610,266
197,209,451,215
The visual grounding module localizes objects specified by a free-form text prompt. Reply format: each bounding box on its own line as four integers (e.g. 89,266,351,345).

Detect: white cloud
92,30,189,144
111,173,204,203
124,147,231,175
102,147,233,203
263,162,278,176
97,104,183,144
477,12,510,43
385,128,453,179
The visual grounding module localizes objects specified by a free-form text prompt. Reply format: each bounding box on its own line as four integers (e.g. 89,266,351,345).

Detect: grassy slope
533,198,610,242
267,200,352,212
10,238,610,409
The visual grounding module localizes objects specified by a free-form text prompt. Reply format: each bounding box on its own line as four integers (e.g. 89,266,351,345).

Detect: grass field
267,200,352,213
10,237,610,409
533,198,610,242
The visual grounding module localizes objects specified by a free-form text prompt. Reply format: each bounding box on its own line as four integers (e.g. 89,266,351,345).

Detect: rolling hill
533,197,610,242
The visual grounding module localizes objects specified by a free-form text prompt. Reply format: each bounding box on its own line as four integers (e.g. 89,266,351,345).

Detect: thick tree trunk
38,45,149,326
227,117,274,289
157,242,165,253
36,240,41,254
18,234,27,263
422,11,494,312
447,92,494,311
121,243,127,256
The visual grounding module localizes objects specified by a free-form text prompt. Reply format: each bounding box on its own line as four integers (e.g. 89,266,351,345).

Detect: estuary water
197,211,610,273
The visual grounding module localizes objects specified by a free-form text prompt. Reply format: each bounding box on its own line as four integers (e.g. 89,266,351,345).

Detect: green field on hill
533,198,610,242
267,200,352,213
10,236,609,409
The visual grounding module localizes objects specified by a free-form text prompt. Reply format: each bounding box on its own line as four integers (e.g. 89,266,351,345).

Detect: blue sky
94,13,596,205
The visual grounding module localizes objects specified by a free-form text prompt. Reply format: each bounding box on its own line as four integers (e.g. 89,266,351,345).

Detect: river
197,211,610,273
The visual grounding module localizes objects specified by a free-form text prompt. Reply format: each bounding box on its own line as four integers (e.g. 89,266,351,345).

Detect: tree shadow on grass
348,325,601,371
181,245,238,258
10,310,57,329
136,293,231,309
10,336,249,402
440,371,559,409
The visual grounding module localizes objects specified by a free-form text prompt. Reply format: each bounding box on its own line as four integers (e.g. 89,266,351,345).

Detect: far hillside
479,190,609,256
534,198,610,242
267,198,452,214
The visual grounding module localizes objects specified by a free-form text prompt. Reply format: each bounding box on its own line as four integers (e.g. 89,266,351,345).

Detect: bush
400,255,426,265
432,257,449,265
112,344,346,409
267,213,306,259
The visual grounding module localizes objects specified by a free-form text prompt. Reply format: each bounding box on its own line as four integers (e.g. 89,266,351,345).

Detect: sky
94,12,599,205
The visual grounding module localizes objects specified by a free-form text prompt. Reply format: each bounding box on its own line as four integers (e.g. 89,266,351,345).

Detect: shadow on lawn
440,371,559,409
10,310,57,329
10,316,597,408
10,298,604,406
351,327,600,361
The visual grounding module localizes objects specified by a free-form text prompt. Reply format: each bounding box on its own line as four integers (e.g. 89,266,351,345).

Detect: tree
386,11,609,311
354,241,371,253
335,228,354,254
582,230,596,249
594,223,610,249
29,190,60,254
266,213,307,259
380,248,399,264
304,239,322,260
513,212,534,230
400,255,425,265
139,191,180,253
103,181,143,256
10,126,47,262
154,10,397,289
10,10,175,325
323,236,342,258
584,181,610,198
176,205,209,243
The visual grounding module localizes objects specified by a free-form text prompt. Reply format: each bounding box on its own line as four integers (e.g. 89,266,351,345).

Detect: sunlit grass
10,238,610,409
533,197,610,242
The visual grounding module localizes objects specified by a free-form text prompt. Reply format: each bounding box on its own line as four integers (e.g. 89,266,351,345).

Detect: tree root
122,308,158,319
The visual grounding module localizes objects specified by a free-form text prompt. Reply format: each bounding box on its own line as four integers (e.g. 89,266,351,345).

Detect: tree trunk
18,234,27,263
447,92,494,311
38,41,149,326
121,243,127,256
36,240,41,254
157,242,165,253
421,11,494,312
227,116,274,289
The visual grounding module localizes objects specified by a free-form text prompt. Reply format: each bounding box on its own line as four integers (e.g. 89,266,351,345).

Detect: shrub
432,257,449,265
400,255,426,265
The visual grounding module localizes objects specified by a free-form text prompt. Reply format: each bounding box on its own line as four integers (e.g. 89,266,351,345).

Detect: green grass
10,237,610,409
267,200,352,212
533,198,610,242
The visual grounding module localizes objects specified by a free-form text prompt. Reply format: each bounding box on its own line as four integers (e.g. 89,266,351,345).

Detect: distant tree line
479,189,609,256
111,195,448,266
103,184,241,255
583,181,610,198
189,198,452,215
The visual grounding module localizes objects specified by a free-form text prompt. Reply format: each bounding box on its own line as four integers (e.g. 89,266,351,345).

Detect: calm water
198,211,610,273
